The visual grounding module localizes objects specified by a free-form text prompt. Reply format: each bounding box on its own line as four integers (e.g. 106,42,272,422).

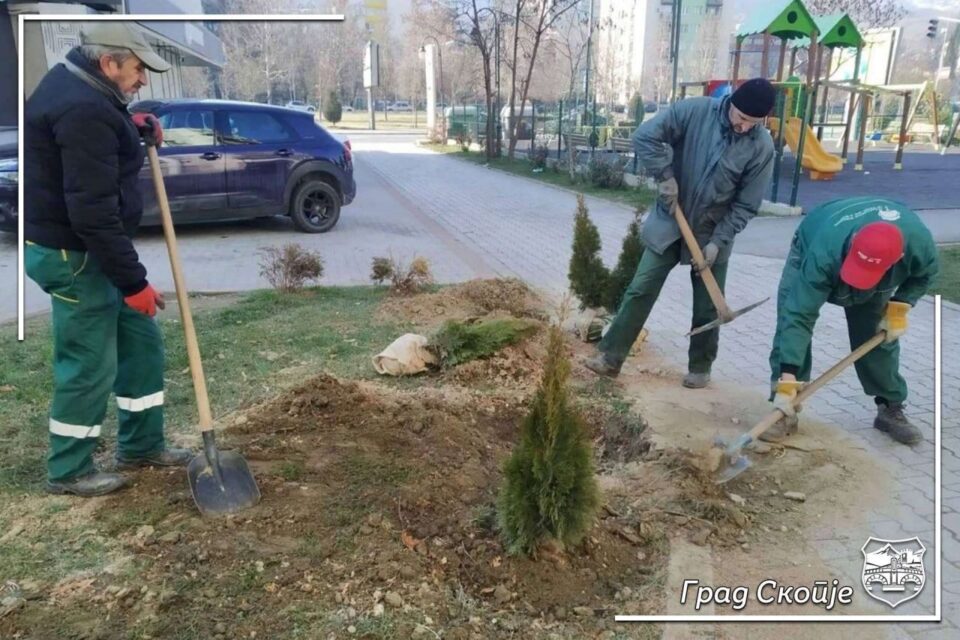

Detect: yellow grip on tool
879,301,910,343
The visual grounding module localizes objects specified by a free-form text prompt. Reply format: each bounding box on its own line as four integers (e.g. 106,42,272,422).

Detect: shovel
146,144,261,516
710,332,887,484
671,203,768,336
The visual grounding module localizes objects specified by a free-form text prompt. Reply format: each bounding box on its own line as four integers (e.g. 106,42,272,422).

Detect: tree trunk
506,1,522,160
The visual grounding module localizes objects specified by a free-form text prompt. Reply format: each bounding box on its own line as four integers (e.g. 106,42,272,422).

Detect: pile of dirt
0,370,671,640
376,278,546,331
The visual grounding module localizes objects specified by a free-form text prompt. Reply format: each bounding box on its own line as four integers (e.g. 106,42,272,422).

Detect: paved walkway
355,139,958,637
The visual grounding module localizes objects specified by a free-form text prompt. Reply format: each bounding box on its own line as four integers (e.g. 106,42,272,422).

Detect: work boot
46,471,129,497
583,352,621,378
116,447,193,470
874,403,923,445
759,414,799,443
682,371,711,389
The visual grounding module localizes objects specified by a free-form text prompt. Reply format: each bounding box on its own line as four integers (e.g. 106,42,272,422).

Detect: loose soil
0,279,896,639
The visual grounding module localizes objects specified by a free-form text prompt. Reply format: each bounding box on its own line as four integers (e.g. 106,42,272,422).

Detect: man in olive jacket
767,197,938,445
24,22,191,497
585,79,776,388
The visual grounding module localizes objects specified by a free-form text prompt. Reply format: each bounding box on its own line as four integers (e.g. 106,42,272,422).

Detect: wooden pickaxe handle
671,202,732,318
744,332,887,444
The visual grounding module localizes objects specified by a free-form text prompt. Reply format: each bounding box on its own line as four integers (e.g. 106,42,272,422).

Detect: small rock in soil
784,492,806,502
384,591,403,607
573,606,594,617
493,584,511,604
373,603,385,617
158,531,181,544
727,493,746,506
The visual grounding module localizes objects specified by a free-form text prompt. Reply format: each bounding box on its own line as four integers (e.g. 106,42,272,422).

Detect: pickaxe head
709,433,755,484
688,296,770,337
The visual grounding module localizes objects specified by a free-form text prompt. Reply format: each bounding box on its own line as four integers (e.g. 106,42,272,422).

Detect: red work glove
124,284,166,317
131,113,163,148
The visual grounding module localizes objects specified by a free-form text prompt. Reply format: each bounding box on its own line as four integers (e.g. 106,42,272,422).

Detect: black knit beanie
730,78,776,118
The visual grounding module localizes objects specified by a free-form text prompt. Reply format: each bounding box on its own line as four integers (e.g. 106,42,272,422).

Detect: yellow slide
767,117,843,180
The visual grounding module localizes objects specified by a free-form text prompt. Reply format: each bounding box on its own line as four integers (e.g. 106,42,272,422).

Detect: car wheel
290,178,340,233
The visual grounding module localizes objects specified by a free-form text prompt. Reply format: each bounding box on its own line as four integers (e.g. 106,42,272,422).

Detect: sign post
364,41,380,130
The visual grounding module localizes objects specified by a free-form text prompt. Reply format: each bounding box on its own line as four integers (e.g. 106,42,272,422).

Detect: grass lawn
325,110,427,130
0,287,406,493
931,245,960,304
421,143,657,211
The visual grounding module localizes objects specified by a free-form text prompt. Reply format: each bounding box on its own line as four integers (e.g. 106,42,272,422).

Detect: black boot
874,402,923,445
46,472,129,497
583,352,622,378
116,447,193,470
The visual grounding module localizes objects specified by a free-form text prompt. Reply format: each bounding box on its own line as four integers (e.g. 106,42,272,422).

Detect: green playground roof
736,0,818,41
794,14,864,48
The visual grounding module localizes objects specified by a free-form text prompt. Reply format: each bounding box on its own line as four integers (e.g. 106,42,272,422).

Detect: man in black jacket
24,22,191,496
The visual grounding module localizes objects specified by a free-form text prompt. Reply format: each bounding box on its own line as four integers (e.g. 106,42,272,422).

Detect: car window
157,110,216,147
223,112,294,145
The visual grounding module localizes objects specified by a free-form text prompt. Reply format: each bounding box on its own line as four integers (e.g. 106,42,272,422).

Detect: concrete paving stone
943,513,960,538
898,627,958,640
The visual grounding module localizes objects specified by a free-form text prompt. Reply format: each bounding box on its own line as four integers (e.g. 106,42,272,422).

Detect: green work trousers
768,246,907,404
25,243,166,482
599,240,728,373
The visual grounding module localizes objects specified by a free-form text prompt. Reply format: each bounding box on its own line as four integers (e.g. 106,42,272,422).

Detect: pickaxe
671,202,768,336
709,332,886,484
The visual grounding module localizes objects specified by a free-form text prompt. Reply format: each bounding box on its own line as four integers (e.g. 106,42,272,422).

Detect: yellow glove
772,379,804,417
879,301,910,343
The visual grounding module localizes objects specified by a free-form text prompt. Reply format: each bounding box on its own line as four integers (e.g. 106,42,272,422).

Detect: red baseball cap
840,222,904,290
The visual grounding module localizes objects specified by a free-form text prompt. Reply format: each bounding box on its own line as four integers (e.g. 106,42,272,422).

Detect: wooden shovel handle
747,332,887,442
671,203,731,317
147,146,215,432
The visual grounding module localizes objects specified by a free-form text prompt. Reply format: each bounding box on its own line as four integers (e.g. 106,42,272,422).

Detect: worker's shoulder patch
878,208,901,222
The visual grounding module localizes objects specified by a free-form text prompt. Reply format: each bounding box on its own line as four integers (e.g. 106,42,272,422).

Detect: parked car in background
285,100,317,113
0,126,17,233
388,101,412,111
130,99,355,233
342,104,355,112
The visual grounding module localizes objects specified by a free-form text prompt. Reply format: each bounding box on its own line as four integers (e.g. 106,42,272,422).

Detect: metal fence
441,99,648,175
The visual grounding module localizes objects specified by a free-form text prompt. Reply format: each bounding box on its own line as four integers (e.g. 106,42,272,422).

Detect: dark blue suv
0,126,15,232
131,99,355,233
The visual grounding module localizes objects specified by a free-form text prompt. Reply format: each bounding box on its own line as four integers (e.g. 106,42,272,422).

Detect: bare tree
804,0,904,29
686,11,722,85
552,3,590,100
647,13,673,105
504,0,584,159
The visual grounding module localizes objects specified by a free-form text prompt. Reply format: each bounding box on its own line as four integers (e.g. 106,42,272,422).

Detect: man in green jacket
585,78,775,388
767,197,939,445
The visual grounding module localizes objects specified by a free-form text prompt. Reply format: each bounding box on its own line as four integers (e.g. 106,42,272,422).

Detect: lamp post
475,7,501,156
420,36,446,142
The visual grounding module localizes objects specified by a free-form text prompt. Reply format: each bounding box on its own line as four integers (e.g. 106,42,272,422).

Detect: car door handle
200,152,221,160
275,149,292,157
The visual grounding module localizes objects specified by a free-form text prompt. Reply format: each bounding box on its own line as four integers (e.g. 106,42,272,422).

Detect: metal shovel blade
188,449,261,517
688,296,770,337
714,455,752,484
708,433,753,484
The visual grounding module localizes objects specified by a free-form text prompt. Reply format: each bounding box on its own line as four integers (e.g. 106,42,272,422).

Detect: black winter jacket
24,49,148,295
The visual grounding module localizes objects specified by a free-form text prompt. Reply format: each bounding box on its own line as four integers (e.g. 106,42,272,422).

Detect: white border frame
14,12,944,628
617,296,943,623
16,13,344,341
